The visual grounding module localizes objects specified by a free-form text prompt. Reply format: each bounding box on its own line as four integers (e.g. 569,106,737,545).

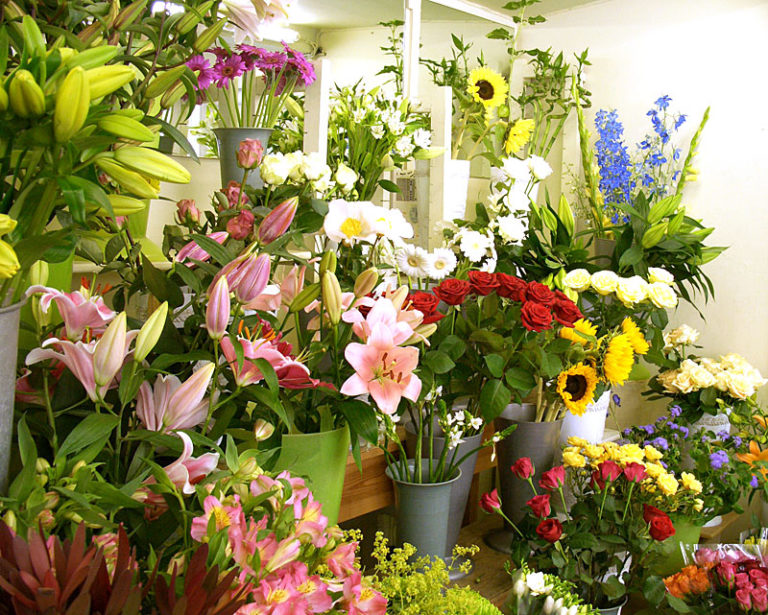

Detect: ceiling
292,0,604,29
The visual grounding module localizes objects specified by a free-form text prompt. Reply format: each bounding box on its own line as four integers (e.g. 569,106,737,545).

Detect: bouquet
507,564,599,615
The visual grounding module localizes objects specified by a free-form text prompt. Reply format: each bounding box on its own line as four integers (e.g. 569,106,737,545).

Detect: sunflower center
476,80,494,100
565,374,588,401
340,217,362,238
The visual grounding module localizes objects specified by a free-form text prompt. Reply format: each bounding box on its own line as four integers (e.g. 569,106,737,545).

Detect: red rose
623,462,647,483
480,489,501,513
536,518,563,543
642,504,666,524
539,466,566,491
525,281,555,306
510,457,534,479
521,302,553,332
599,460,623,482
433,279,472,306
496,273,528,301
527,494,551,518
552,295,583,327
648,512,676,541
468,271,500,296
408,291,445,325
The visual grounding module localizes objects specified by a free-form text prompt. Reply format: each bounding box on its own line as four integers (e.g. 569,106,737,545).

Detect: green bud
319,250,337,275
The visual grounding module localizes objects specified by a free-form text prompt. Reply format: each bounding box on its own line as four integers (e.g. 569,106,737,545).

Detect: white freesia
397,244,429,278
496,214,526,244
458,230,493,263
527,155,552,180
323,200,379,245
425,248,457,280
525,572,549,595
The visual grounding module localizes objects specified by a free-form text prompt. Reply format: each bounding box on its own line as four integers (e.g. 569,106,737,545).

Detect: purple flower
187,55,214,91
213,53,247,88
255,50,289,73
709,450,729,470
670,405,682,418
613,394,622,407
642,425,656,435
733,436,743,448
282,42,316,87
717,431,730,440
660,461,668,469
658,416,668,422
652,437,669,451
623,428,632,436
751,476,760,489
678,426,689,438
668,422,679,430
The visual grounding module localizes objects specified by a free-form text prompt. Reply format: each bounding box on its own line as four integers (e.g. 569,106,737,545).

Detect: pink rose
226,209,255,240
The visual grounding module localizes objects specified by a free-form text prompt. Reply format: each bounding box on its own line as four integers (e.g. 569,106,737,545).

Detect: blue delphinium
710,450,729,469
594,109,633,224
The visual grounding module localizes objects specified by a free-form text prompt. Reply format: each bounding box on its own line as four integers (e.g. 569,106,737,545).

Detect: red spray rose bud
258,197,298,245
495,272,527,301
521,301,553,332
525,281,556,306
536,518,563,543
510,457,534,480
227,209,255,240
647,510,675,541
643,504,666,524
480,489,501,513
539,466,566,491
407,291,445,325
237,138,264,170
468,270,500,296
433,278,471,306
527,494,551,518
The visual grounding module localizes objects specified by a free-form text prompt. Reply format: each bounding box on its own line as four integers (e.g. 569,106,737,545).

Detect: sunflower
504,118,535,154
621,317,649,354
604,333,635,386
560,318,598,346
467,67,509,110
556,363,599,416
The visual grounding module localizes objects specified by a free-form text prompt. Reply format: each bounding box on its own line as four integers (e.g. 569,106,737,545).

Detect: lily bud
354,267,378,298
35,458,50,474
253,419,275,442
218,252,271,306
29,261,48,286
319,250,336,275
135,301,168,362
321,271,342,325
258,197,298,245
94,312,127,388
2,510,16,533
206,276,230,340
389,285,409,310
406,323,437,345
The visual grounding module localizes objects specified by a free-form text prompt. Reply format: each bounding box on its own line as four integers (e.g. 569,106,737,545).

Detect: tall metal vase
386,460,462,560
214,127,273,190
0,300,24,494
485,403,563,553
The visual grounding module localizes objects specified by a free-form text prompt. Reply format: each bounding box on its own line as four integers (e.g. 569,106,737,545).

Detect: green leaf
478,379,511,422
340,400,378,446
601,575,626,601
151,351,212,371
618,245,644,268
642,575,668,606
469,330,506,351
191,233,233,266
378,179,400,193
56,414,120,463
57,177,87,226
142,255,184,307
424,350,455,374
172,261,202,294
505,367,536,392
9,416,37,500
438,335,466,361
224,435,239,472
484,354,504,378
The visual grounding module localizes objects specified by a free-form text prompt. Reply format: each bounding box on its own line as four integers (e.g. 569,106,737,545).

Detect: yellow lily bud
134,301,168,362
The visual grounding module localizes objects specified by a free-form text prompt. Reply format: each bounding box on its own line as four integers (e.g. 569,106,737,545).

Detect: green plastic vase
273,426,350,526
654,519,702,577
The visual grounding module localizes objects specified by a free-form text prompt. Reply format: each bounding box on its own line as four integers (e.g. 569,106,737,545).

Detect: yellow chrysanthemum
557,363,599,416
504,117,535,154
562,446,580,456
563,451,586,468
657,473,679,496
621,318,649,355
467,67,508,109
644,445,664,462
560,318,598,346
680,472,703,494
604,333,635,386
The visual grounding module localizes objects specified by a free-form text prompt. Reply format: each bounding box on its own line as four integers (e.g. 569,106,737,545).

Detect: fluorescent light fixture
151,1,184,15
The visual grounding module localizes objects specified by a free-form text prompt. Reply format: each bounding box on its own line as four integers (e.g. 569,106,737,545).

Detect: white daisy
396,244,429,278
424,248,457,280
458,230,492,263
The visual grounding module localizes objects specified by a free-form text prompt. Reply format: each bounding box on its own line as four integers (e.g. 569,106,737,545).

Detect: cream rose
671,370,696,394
648,267,674,285
657,369,680,394
646,281,678,309
699,357,723,374
615,276,648,306
689,364,716,389
714,371,731,393
726,372,755,400
664,324,700,349
590,270,619,295
563,268,592,292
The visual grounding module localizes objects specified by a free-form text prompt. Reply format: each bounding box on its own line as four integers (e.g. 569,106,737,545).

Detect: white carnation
527,155,552,180
496,214,526,244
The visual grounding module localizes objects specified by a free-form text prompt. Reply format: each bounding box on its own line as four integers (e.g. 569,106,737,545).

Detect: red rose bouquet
482,442,705,609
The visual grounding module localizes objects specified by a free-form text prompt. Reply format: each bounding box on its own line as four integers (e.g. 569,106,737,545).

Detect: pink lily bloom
341,298,417,346
27,284,115,340
175,231,228,264
15,368,50,406
247,263,307,312
190,494,243,541
340,321,422,415
136,363,215,433
246,284,282,312
342,571,387,615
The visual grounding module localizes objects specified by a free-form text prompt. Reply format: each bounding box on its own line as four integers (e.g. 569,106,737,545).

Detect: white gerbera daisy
458,230,492,263
396,244,429,278
425,248,457,280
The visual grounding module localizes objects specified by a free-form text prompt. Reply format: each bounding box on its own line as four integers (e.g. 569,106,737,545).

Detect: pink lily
340,320,422,415
246,264,307,312
342,571,387,615
27,284,115,340
342,297,418,345
175,231,228,264
206,276,231,340
245,284,282,312
136,363,215,433
190,494,243,541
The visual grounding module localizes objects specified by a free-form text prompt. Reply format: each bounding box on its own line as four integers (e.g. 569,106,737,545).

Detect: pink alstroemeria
190,494,243,541
294,497,329,548
342,571,387,615
27,284,115,340
340,319,421,415
175,231,229,264
136,363,215,433
325,541,358,578
264,537,301,573
342,298,416,346
288,563,334,613
247,575,301,614
212,252,271,307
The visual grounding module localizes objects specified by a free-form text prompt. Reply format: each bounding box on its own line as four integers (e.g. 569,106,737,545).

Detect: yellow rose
645,463,665,478
583,445,604,460
590,270,619,295
648,267,674,285
646,282,678,309
615,276,648,306
563,451,587,468
656,473,679,496
644,445,664,462
567,436,590,448
619,444,644,463
680,472,703,494
563,268,591,292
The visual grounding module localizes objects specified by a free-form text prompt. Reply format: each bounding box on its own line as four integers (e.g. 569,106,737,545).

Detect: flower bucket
690,410,731,436
386,460,461,560
214,127,272,190
597,596,628,615
559,390,611,446
652,519,702,577
444,159,470,221
485,403,563,554
0,299,24,494
272,425,350,526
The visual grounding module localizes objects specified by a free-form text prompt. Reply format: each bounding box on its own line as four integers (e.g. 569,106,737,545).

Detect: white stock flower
397,244,429,278
458,230,493,263
648,267,674,285
563,269,591,292
323,200,379,245
527,155,552,180
412,128,432,149
425,248,457,280
496,214,526,244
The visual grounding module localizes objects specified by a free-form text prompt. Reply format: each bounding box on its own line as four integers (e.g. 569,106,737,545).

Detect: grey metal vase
485,403,563,553
0,300,23,494
214,127,272,190
386,460,461,560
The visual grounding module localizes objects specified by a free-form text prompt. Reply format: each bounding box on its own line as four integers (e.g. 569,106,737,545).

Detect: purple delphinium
623,428,632,437
710,450,729,469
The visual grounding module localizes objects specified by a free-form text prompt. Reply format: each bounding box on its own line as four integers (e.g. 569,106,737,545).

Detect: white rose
590,270,619,295
726,372,755,400
668,324,700,347
284,151,305,183
334,162,358,193
646,281,678,308
720,353,749,371
648,267,674,285
563,268,591,292
496,214,526,244
689,364,716,389
714,371,731,392
615,276,648,306
699,358,723,374
658,369,680,394
260,153,292,185
300,152,329,182
527,155,553,180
